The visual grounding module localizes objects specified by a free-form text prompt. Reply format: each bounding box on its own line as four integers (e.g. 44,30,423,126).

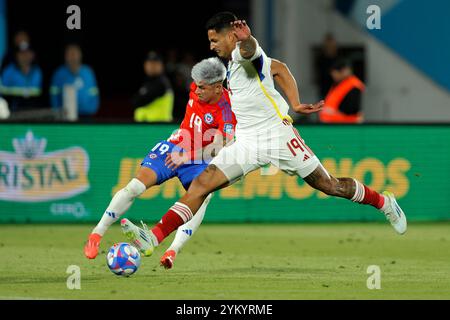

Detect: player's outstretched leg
121,165,229,257
160,193,213,269
84,168,156,259
303,164,407,234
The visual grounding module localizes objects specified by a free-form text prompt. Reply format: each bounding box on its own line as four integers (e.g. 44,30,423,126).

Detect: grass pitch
0,223,449,300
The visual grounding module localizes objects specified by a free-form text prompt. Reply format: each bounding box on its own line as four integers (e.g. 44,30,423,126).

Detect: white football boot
381,191,407,235
120,218,157,256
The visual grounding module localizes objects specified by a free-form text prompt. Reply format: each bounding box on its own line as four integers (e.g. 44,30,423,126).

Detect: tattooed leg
303,164,356,199
303,162,388,212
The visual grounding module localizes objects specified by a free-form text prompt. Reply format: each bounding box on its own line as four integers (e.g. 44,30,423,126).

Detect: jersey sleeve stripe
253,66,285,122
252,56,265,81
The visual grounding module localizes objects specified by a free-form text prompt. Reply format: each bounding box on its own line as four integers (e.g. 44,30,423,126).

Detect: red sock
351,180,385,209
151,202,192,244
362,185,385,209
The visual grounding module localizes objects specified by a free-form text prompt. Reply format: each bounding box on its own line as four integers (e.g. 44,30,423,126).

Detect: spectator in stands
0,42,43,111
319,59,365,124
50,44,99,119
316,33,339,98
1,30,31,72
132,51,173,122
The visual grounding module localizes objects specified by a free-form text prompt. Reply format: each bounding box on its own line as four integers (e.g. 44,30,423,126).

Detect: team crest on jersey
149,153,157,159
204,113,214,124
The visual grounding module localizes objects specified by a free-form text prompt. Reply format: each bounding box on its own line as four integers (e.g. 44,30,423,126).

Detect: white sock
350,179,365,203
92,178,146,236
380,195,390,212
167,193,213,254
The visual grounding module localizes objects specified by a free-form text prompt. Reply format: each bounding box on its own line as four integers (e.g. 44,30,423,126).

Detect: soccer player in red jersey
84,57,236,269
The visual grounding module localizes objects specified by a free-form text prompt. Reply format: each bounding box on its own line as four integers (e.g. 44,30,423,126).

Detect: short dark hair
331,58,352,71
205,12,238,32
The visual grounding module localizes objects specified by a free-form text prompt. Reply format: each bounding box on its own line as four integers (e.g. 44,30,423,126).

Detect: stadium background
1,0,450,301
0,0,449,223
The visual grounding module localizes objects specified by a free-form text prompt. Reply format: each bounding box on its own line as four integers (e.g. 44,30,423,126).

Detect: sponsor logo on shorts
204,113,214,124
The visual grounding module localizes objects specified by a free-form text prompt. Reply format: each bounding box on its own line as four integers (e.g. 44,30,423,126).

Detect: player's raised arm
271,58,324,115
231,20,257,59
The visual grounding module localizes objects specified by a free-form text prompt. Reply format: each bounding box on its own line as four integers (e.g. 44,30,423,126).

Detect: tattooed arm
231,20,257,59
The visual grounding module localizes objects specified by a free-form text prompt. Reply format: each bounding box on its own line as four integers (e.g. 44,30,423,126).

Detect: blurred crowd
0,30,365,124
0,30,100,120
0,30,197,123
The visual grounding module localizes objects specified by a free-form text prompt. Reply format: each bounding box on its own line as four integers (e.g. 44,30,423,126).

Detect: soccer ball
106,242,141,276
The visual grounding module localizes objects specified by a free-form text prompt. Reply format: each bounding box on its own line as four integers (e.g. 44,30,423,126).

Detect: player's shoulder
189,82,197,92
219,89,232,109
205,89,231,112
188,82,199,100
214,91,235,124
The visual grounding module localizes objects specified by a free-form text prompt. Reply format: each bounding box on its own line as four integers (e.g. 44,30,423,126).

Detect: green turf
0,223,449,300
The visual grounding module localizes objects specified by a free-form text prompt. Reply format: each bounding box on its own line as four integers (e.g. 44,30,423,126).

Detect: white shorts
210,123,321,182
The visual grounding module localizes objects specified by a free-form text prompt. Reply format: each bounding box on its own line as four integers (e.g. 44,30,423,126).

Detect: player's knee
123,178,146,198
189,176,213,197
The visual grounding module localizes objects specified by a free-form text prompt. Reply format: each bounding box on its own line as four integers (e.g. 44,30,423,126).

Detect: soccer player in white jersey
122,12,407,258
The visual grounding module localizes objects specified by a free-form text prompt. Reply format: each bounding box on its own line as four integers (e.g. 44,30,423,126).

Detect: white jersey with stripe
227,40,290,138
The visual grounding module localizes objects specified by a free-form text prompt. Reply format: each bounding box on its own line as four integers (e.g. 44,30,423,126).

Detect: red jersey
168,83,236,159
